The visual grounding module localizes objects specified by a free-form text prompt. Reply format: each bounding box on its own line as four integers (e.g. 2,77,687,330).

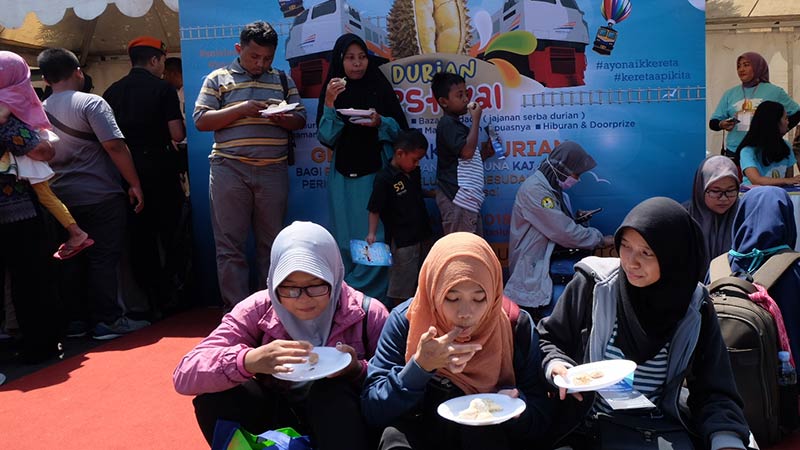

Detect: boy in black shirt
366,129,432,306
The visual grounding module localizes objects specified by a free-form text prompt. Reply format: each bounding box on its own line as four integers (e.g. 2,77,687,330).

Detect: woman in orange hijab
361,233,552,450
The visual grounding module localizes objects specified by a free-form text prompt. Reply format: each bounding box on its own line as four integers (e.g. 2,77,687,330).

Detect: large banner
180,0,706,301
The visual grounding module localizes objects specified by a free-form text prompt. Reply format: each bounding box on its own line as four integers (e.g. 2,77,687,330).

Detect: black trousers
0,212,61,358
58,195,127,325
193,378,371,450
380,415,512,450
128,170,184,311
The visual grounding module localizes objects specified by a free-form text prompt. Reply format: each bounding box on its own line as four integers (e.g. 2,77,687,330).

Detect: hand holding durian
325,77,348,108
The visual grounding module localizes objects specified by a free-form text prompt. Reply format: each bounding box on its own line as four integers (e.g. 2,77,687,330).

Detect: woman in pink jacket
173,221,389,449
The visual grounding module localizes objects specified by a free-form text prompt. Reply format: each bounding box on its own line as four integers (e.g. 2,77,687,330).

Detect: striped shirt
193,58,306,160
452,147,485,213
593,322,670,415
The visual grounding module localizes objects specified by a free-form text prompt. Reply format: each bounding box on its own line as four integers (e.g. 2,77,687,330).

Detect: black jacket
537,262,749,449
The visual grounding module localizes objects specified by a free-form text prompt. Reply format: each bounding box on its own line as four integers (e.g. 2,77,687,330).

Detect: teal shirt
739,140,797,185
317,105,400,166
711,83,799,152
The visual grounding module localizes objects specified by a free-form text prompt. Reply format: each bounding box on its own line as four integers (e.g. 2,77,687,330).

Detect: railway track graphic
522,86,706,107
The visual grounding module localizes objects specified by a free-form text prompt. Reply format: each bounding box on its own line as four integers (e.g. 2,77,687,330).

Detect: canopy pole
78,18,99,66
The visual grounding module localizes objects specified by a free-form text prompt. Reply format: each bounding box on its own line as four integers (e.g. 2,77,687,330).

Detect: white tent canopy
0,0,178,29
0,0,180,64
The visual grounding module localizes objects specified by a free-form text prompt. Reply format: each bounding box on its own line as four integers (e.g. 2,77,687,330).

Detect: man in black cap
104,36,186,318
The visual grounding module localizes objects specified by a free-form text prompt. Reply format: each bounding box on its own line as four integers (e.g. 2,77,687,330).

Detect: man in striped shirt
193,21,306,309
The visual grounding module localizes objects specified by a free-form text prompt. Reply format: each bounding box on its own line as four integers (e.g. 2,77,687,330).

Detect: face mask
546,158,579,189
559,176,580,190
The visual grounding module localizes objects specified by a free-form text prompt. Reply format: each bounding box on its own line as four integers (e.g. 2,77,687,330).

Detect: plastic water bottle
778,351,797,386
778,351,800,431
485,125,505,159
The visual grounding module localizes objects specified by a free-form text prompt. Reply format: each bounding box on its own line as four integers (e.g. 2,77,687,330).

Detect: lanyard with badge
736,84,759,132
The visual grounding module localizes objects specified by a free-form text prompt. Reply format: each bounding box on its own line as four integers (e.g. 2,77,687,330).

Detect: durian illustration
387,0,472,58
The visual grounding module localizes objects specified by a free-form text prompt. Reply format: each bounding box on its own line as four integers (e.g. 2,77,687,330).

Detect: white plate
349,116,372,125
437,393,526,426
337,108,373,117
260,102,299,116
272,346,352,382
553,359,637,392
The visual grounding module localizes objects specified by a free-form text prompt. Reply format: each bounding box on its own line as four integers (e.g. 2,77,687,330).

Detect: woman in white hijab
173,221,389,449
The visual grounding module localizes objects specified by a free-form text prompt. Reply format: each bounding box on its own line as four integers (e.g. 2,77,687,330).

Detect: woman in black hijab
537,198,750,450
316,33,408,301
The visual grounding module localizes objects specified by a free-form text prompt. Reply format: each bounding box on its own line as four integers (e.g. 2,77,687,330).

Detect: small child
366,129,433,306
431,71,485,235
0,51,93,259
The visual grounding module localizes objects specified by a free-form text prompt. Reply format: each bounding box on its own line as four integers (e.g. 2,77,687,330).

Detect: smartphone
729,117,740,124
575,207,603,224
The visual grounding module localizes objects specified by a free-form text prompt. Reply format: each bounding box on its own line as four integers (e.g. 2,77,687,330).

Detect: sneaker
92,317,151,341
65,321,89,338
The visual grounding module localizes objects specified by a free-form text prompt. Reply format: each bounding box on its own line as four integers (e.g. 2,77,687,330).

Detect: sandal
53,238,95,260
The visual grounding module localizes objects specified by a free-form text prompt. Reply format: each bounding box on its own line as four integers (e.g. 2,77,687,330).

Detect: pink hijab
0,51,51,130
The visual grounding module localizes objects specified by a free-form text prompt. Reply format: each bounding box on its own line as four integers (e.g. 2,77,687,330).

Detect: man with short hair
38,47,149,339
194,21,306,309
104,37,186,315
164,57,183,98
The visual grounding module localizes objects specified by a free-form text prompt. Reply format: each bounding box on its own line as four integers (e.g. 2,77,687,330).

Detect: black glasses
704,188,738,200
276,284,331,298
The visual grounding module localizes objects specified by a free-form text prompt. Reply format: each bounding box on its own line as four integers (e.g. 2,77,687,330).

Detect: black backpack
707,252,800,446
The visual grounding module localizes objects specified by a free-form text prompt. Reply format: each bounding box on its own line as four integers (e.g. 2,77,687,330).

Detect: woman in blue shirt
736,100,800,186
710,52,800,156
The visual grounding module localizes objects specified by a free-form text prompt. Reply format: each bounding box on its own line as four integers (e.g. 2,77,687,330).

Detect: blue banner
180,0,706,301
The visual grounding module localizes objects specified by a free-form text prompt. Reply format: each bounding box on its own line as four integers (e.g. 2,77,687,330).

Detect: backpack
277,70,296,166
707,251,800,446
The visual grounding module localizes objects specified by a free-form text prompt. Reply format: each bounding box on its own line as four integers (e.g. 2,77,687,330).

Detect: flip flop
53,238,95,260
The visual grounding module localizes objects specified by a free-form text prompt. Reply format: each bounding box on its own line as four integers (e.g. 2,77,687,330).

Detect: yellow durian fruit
387,0,472,58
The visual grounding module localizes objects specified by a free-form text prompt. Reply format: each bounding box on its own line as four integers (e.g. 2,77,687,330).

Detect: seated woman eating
362,232,552,450
537,198,750,450
173,221,388,450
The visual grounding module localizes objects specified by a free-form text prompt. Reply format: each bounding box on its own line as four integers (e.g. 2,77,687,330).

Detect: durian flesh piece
388,0,471,58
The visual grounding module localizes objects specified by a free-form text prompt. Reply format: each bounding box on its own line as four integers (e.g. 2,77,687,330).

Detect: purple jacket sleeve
173,291,268,395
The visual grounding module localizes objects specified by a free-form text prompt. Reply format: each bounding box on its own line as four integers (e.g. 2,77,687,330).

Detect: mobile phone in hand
576,207,602,224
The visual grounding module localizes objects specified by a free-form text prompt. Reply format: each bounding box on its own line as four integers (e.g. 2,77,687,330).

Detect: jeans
209,158,287,308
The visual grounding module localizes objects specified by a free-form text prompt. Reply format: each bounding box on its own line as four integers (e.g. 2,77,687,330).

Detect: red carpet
3,306,800,450
0,307,221,449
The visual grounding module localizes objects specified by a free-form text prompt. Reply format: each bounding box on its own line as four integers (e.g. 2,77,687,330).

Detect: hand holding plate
244,339,313,375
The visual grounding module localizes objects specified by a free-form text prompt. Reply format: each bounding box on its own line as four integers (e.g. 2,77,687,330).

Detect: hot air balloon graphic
593,0,631,55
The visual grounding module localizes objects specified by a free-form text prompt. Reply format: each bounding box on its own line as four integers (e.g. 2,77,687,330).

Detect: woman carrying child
0,50,92,259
